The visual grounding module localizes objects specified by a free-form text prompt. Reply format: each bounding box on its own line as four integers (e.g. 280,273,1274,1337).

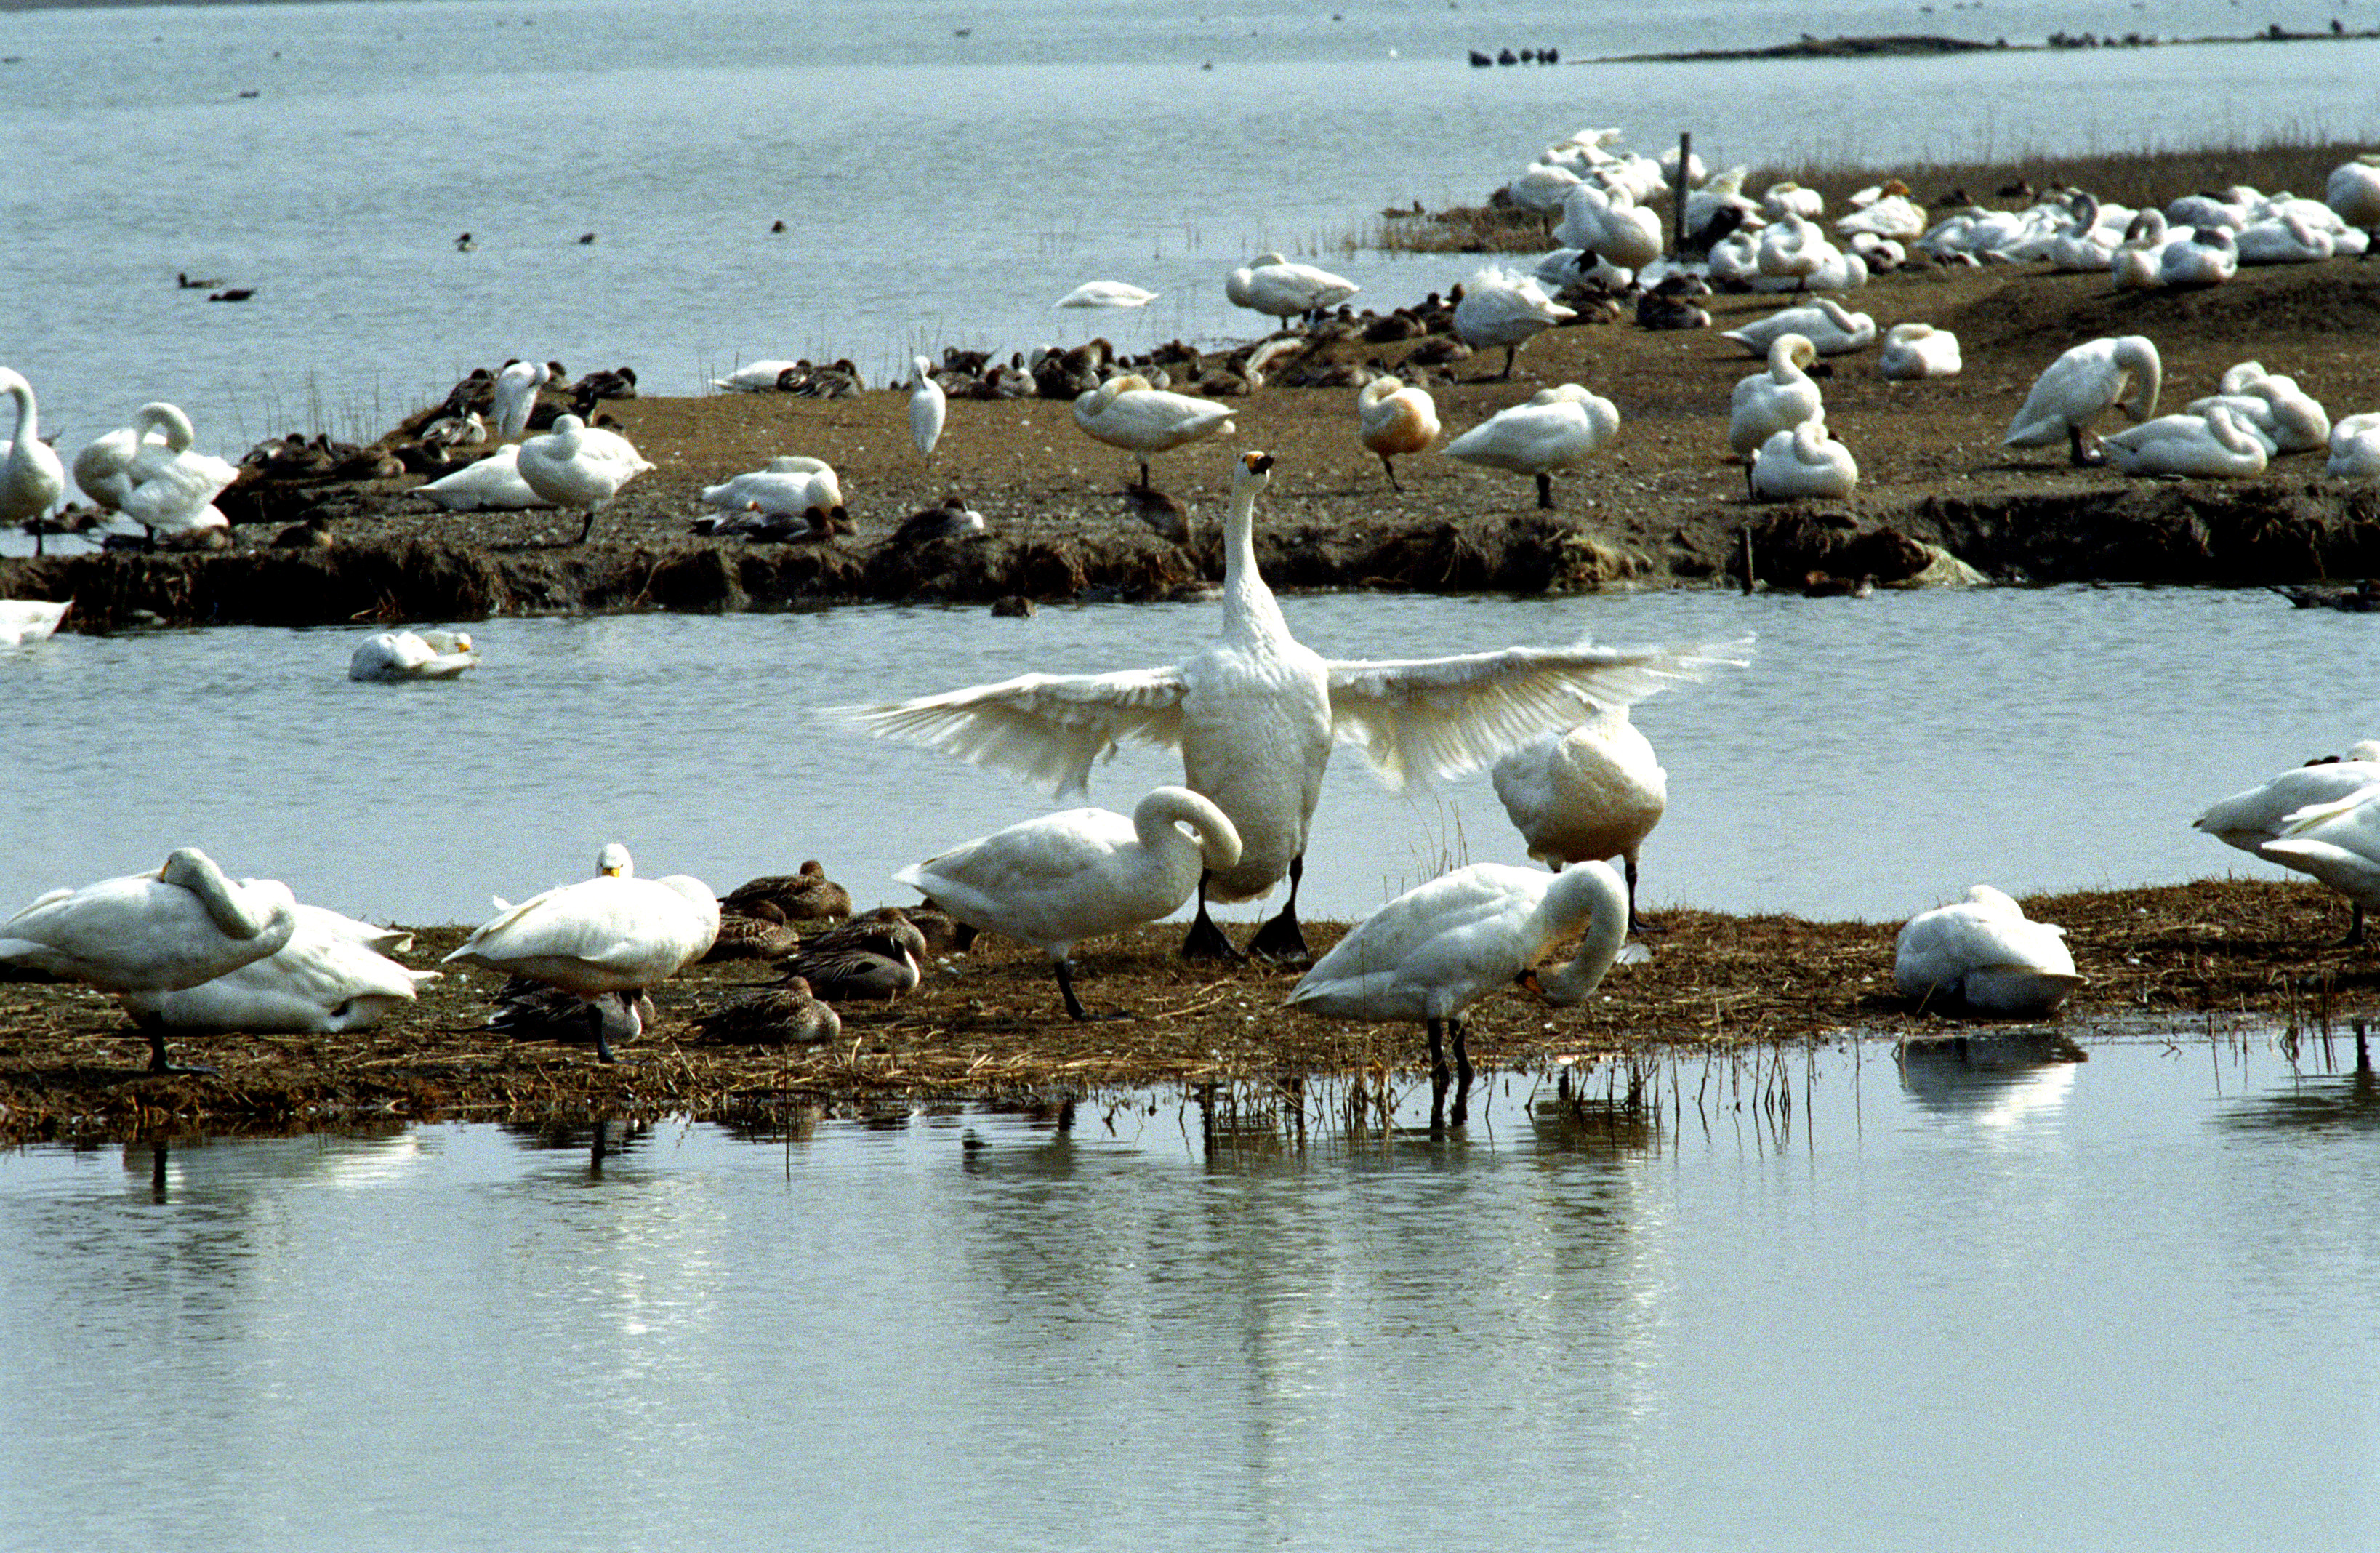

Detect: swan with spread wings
835,450,1750,963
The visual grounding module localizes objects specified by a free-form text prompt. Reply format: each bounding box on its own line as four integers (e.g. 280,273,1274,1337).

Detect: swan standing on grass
1225,253,1359,329
1877,321,1962,381
2003,334,2162,467
1071,374,1236,489
0,848,299,1072
121,904,437,1034
0,598,70,646
1894,886,2083,1017
909,356,946,473
895,785,1242,1020
444,844,718,1063
0,369,65,537
1490,702,1666,932
515,414,653,544
1356,375,1439,490
1750,420,1858,500
839,450,1748,963
418,445,550,511
348,630,478,681
2100,403,2267,478
1287,859,1631,1122
489,359,550,441
1728,333,1825,490
1444,383,1620,509
2195,742,2380,942
2252,790,2380,943
1452,265,1577,380
1056,281,1157,310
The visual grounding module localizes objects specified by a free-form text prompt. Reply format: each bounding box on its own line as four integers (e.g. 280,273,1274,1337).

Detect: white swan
711,359,805,393
349,629,478,681
0,847,299,1070
838,449,1748,962
444,843,719,1063
2003,334,2162,466
2252,789,2380,937
2235,209,2333,265
1721,299,1876,356
1553,181,1663,270
1443,382,1620,509
1750,420,1857,501
2101,404,2267,478
1894,885,2083,1017
699,455,843,520
1356,375,1439,490
1753,212,1826,284
1287,859,1631,1112
73,401,235,543
1056,280,1157,309
1489,702,1665,928
1071,373,1236,488
1877,321,1963,381
909,356,946,470
1833,190,1927,242
1507,161,1584,215
1761,180,1825,220
0,369,64,534
2187,361,2328,454
2328,412,2380,478
489,359,549,441
1451,265,1577,380
1224,252,1359,327
2111,209,2174,292
417,444,550,511
2195,742,2380,941
894,784,1242,1019
2326,154,2380,238
1728,333,1825,475
120,904,437,1033
2160,226,2238,288
515,414,654,544
0,598,70,646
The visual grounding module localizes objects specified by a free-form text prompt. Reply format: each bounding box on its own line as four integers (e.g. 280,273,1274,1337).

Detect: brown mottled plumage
701,900,802,963
722,860,852,923
694,974,843,1045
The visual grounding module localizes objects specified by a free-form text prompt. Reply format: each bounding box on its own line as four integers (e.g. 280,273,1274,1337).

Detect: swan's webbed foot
144,1030,218,1077
1245,854,1311,966
1053,959,1100,1022
1181,875,1244,963
2067,427,2106,467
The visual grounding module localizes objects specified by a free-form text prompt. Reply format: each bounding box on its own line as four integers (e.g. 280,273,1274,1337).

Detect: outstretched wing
1324,636,1753,789
828,667,1191,797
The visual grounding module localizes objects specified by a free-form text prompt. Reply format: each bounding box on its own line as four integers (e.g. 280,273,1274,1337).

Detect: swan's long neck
1532,862,1631,1005
1136,787,1242,875
161,849,277,939
137,403,196,452
1220,476,1287,643
2,373,34,444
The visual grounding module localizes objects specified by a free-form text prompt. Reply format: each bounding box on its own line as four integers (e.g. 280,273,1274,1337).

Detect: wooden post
1673,131,1692,255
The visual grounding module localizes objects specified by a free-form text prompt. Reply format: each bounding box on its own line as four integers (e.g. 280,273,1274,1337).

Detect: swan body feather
1894,886,2082,1016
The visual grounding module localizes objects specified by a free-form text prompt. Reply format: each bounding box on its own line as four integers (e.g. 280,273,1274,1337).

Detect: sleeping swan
1895,886,2083,1017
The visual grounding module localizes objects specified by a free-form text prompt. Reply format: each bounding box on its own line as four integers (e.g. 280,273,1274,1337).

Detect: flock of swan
13,433,2380,1099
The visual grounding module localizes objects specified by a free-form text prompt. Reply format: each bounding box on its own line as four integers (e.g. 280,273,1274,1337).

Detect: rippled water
4,0,2370,458
2,1034,2373,1549
4,582,2375,929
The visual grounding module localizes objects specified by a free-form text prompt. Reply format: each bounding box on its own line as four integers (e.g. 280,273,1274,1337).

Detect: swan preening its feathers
73,400,237,544
349,629,478,681
2005,334,2162,466
839,449,1750,963
121,905,435,1035
1356,375,1439,490
1288,859,1633,1118
1894,886,2083,1018
897,785,1241,1019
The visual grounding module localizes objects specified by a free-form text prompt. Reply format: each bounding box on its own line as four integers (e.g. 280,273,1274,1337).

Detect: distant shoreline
1596,26,2380,63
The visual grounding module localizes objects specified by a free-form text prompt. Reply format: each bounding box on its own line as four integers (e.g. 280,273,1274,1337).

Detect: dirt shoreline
9,260,2380,630
3,878,2371,1145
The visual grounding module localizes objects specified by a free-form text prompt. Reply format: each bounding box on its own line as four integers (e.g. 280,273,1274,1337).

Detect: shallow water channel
5,583,2375,930
1,1032,2373,1549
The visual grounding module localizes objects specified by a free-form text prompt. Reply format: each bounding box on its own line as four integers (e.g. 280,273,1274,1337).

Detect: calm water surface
5,583,2376,928
1,1035,2373,1549
4,0,2372,455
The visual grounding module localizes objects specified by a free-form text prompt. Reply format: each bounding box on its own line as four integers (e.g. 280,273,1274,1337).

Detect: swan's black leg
1383,456,1402,491
2341,902,2367,948
1500,343,1518,380
1246,854,1312,965
1053,958,1091,1021
1449,1015,1473,1126
576,507,600,545
1181,871,1244,963
2068,425,2105,467
1426,1017,1450,1090
1535,471,1555,509
1625,853,1661,937
145,1028,218,1077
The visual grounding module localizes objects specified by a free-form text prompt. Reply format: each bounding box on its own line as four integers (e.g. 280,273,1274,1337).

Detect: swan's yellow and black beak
600,865,624,878
1242,451,1274,477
